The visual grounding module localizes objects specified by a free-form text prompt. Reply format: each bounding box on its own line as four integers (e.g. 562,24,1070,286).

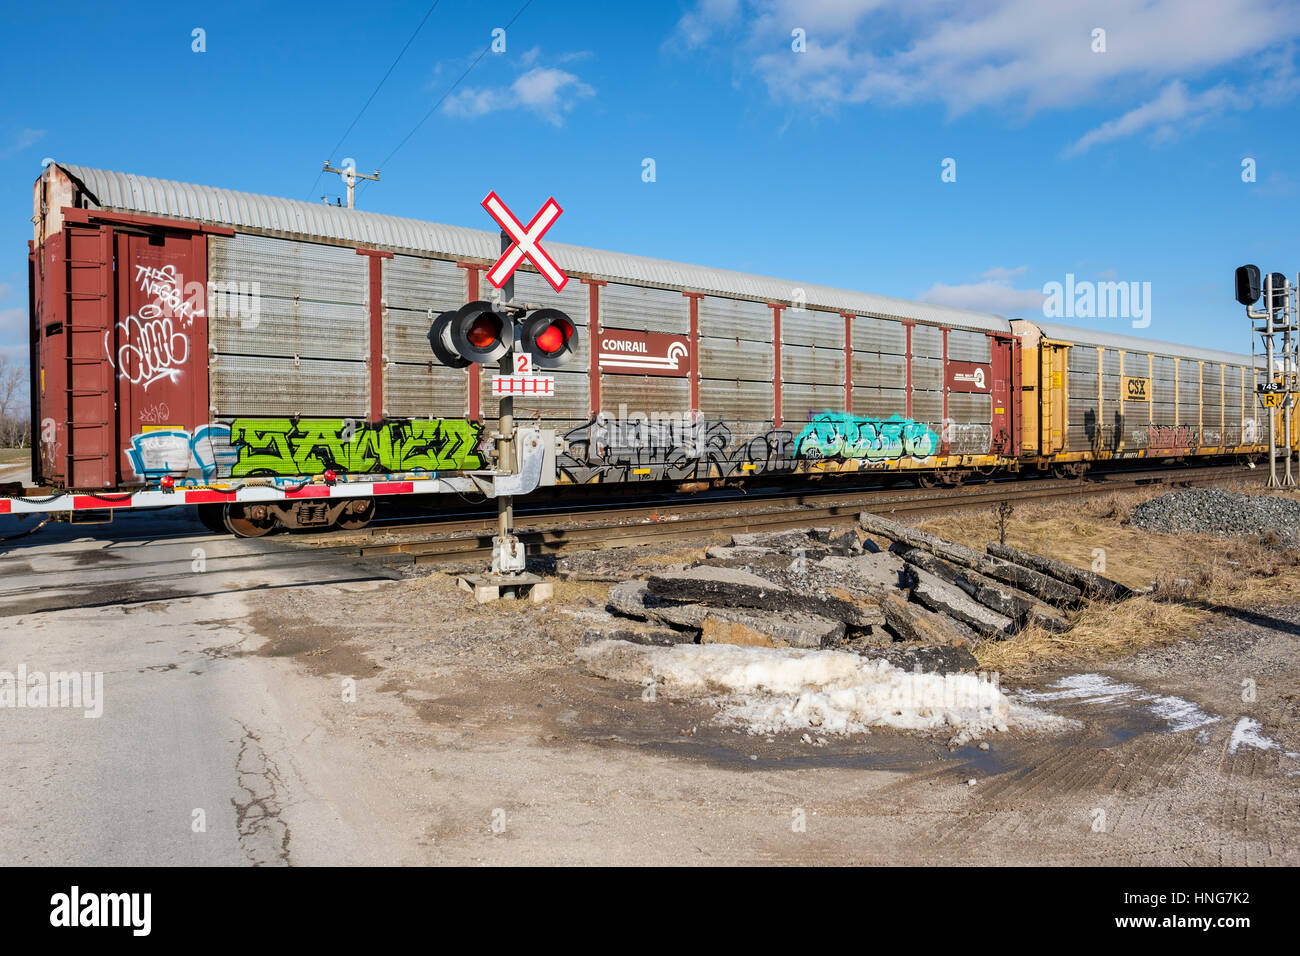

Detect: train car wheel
915,472,941,489
196,504,229,535
335,498,375,531
222,504,277,538
1051,463,1087,480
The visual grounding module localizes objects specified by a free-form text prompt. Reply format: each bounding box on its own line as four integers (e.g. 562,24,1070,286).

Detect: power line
307,1,444,200
356,0,536,196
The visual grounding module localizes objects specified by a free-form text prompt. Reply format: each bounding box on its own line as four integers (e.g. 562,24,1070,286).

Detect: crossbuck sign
482,191,568,292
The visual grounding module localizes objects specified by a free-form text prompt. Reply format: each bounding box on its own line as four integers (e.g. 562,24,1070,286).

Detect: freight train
7,163,1292,536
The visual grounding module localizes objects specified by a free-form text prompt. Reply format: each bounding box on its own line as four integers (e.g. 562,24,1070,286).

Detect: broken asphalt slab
646,565,883,629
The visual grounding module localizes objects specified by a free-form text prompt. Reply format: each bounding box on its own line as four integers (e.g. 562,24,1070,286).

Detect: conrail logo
601,338,650,353
1124,376,1150,401
596,328,690,378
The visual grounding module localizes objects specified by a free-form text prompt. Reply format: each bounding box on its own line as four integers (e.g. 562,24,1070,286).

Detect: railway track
344,463,1260,567
0,462,1262,617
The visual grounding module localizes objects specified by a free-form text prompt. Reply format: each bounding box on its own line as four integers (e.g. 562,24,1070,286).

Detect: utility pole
322,160,380,209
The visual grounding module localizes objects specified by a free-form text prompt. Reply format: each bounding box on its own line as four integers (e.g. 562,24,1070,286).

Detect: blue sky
2,0,1298,381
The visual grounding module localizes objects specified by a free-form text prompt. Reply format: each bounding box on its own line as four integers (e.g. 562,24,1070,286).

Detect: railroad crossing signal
482,191,568,292
427,301,579,371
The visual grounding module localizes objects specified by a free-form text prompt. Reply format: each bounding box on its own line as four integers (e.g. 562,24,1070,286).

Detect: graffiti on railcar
558,410,797,482
1144,423,1197,452
124,424,234,480
106,310,190,392
133,264,203,326
228,418,485,477
105,261,205,392
795,413,939,461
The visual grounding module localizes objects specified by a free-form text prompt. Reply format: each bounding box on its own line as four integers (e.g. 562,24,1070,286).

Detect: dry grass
913,485,1300,675
0,448,27,465
976,596,1212,675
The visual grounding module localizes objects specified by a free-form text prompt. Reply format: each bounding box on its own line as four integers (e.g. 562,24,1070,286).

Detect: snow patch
1016,673,1219,733
1228,717,1278,755
578,640,1077,745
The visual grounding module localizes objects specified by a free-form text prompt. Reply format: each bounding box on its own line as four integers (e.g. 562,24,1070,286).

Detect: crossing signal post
1236,264,1298,488
427,233,580,599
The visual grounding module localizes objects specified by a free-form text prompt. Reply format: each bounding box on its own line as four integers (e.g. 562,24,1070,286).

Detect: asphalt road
0,507,401,865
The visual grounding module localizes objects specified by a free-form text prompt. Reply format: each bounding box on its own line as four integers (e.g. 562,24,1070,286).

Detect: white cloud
444,66,595,126
1066,47,1299,154
0,128,44,159
667,0,742,50
1065,80,1243,155
673,0,1300,146
918,276,1045,316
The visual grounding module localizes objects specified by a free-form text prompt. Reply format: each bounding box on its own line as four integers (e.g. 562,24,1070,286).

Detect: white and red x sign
482,191,568,292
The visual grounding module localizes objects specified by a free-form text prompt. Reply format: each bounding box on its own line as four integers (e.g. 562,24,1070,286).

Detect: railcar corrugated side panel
23,163,1286,504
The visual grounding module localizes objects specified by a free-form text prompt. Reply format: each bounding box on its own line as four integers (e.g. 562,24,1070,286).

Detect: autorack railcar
8,163,1291,535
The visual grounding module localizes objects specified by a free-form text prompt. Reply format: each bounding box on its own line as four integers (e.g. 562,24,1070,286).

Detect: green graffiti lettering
228,419,300,475
229,418,485,477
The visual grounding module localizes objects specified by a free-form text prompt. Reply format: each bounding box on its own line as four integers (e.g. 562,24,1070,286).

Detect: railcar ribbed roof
1035,321,1257,368
54,164,1253,364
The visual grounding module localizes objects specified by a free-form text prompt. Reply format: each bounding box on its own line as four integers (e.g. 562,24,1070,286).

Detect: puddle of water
65,550,129,568
618,725,1027,777
639,736,945,773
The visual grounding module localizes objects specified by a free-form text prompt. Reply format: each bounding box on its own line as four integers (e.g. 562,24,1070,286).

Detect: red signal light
449,302,514,364
467,315,501,349
535,318,573,353
519,308,579,369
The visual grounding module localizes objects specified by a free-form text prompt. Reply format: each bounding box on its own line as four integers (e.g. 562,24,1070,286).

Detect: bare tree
0,355,31,449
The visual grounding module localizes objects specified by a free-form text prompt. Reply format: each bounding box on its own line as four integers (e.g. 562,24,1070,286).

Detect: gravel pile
1128,489,1300,543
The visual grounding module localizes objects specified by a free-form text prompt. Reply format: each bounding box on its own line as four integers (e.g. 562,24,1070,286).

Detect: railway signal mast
1235,264,1298,488
427,193,577,600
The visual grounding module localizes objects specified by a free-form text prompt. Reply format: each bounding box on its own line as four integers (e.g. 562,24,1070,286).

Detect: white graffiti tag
106,306,190,391
134,263,203,324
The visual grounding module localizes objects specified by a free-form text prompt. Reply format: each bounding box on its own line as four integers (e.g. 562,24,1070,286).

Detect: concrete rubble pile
580,512,1134,674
